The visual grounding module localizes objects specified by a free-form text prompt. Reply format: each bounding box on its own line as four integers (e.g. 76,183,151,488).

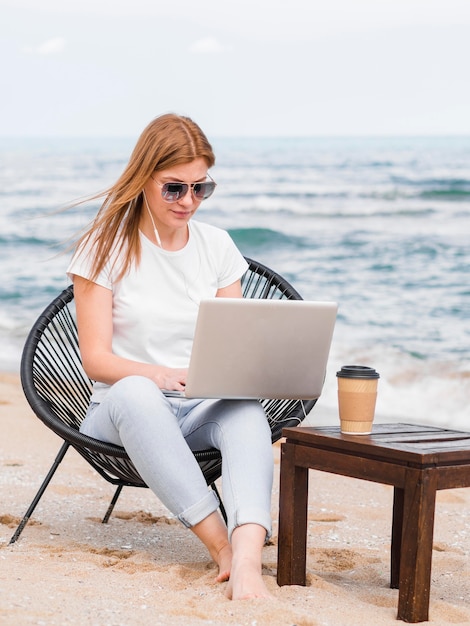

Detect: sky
2,0,470,138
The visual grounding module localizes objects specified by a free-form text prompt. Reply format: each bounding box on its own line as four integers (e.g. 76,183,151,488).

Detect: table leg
277,441,309,586
397,468,438,623
391,486,404,589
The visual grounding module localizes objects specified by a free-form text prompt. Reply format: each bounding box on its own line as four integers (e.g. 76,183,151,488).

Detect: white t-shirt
67,220,248,402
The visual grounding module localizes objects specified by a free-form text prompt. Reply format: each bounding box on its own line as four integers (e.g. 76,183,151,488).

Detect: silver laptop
164,297,337,400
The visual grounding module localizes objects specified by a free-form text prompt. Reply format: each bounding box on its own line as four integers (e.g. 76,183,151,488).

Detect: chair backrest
20,258,316,486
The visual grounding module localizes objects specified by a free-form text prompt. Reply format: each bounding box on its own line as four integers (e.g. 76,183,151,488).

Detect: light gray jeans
80,375,273,539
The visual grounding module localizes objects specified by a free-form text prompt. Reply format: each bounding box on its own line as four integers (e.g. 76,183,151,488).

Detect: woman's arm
216,279,243,298
73,275,187,390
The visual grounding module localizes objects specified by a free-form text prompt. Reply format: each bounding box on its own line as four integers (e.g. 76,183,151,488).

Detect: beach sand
1,372,469,626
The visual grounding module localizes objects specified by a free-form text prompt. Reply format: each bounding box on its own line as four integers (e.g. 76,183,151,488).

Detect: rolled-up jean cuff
177,489,220,529
229,507,272,542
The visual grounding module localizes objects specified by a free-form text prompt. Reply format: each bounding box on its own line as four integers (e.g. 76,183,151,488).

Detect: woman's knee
105,375,171,424
240,400,269,425
111,375,163,405
219,400,270,438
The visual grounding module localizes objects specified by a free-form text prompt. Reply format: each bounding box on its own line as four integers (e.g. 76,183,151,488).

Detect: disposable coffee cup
336,365,380,435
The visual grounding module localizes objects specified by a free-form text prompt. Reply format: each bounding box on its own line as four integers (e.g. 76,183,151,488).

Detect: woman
67,113,274,600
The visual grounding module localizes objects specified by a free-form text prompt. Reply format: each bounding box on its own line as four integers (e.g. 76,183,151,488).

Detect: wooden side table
277,423,470,623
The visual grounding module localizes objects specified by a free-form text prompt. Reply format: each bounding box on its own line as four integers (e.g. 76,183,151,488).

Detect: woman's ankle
214,542,232,582
191,512,232,578
226,523,272,600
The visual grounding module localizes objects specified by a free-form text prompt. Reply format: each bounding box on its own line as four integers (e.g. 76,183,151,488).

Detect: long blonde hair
74,113,215,283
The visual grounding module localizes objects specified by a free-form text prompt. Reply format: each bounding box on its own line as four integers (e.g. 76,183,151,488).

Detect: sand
1,371,469,625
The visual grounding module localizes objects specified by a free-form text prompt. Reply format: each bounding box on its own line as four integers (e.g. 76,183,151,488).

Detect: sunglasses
151,173,216,203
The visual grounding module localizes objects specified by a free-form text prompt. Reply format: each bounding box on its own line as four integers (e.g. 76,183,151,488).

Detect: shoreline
1,372,470,625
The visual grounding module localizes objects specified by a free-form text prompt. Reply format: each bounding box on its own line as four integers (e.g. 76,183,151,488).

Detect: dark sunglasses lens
193,181,216,200
161,183,188,202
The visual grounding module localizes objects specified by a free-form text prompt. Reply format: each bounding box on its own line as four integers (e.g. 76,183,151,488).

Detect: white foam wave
320,342,470,432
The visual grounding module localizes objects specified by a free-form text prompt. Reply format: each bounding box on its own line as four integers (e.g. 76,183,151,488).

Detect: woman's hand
152,367,187,391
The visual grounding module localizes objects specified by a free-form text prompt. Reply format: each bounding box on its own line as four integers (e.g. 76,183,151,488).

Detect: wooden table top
282,423,470,466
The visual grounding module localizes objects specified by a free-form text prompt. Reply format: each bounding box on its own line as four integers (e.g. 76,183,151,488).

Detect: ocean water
1,135,469,429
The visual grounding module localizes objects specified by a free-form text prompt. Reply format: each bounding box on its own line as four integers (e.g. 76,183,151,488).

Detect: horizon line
2,132,470,141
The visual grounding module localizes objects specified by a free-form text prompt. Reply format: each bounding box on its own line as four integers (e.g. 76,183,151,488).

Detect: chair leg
102,485,124,524
210,482,227,523
9,441,70,544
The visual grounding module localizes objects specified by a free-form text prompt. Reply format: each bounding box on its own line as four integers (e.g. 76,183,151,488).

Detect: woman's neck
142,194,189,251
140,213,189,251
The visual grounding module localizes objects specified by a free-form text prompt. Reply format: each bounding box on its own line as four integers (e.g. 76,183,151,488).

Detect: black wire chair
10,257,317,543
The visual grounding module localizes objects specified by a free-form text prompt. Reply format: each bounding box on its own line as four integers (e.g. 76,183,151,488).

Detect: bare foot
225,557,273,600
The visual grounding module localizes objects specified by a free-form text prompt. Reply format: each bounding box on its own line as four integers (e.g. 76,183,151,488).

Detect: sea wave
320,341,470,430
0,234,59,247
420,188,470,200
228,227,308,250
